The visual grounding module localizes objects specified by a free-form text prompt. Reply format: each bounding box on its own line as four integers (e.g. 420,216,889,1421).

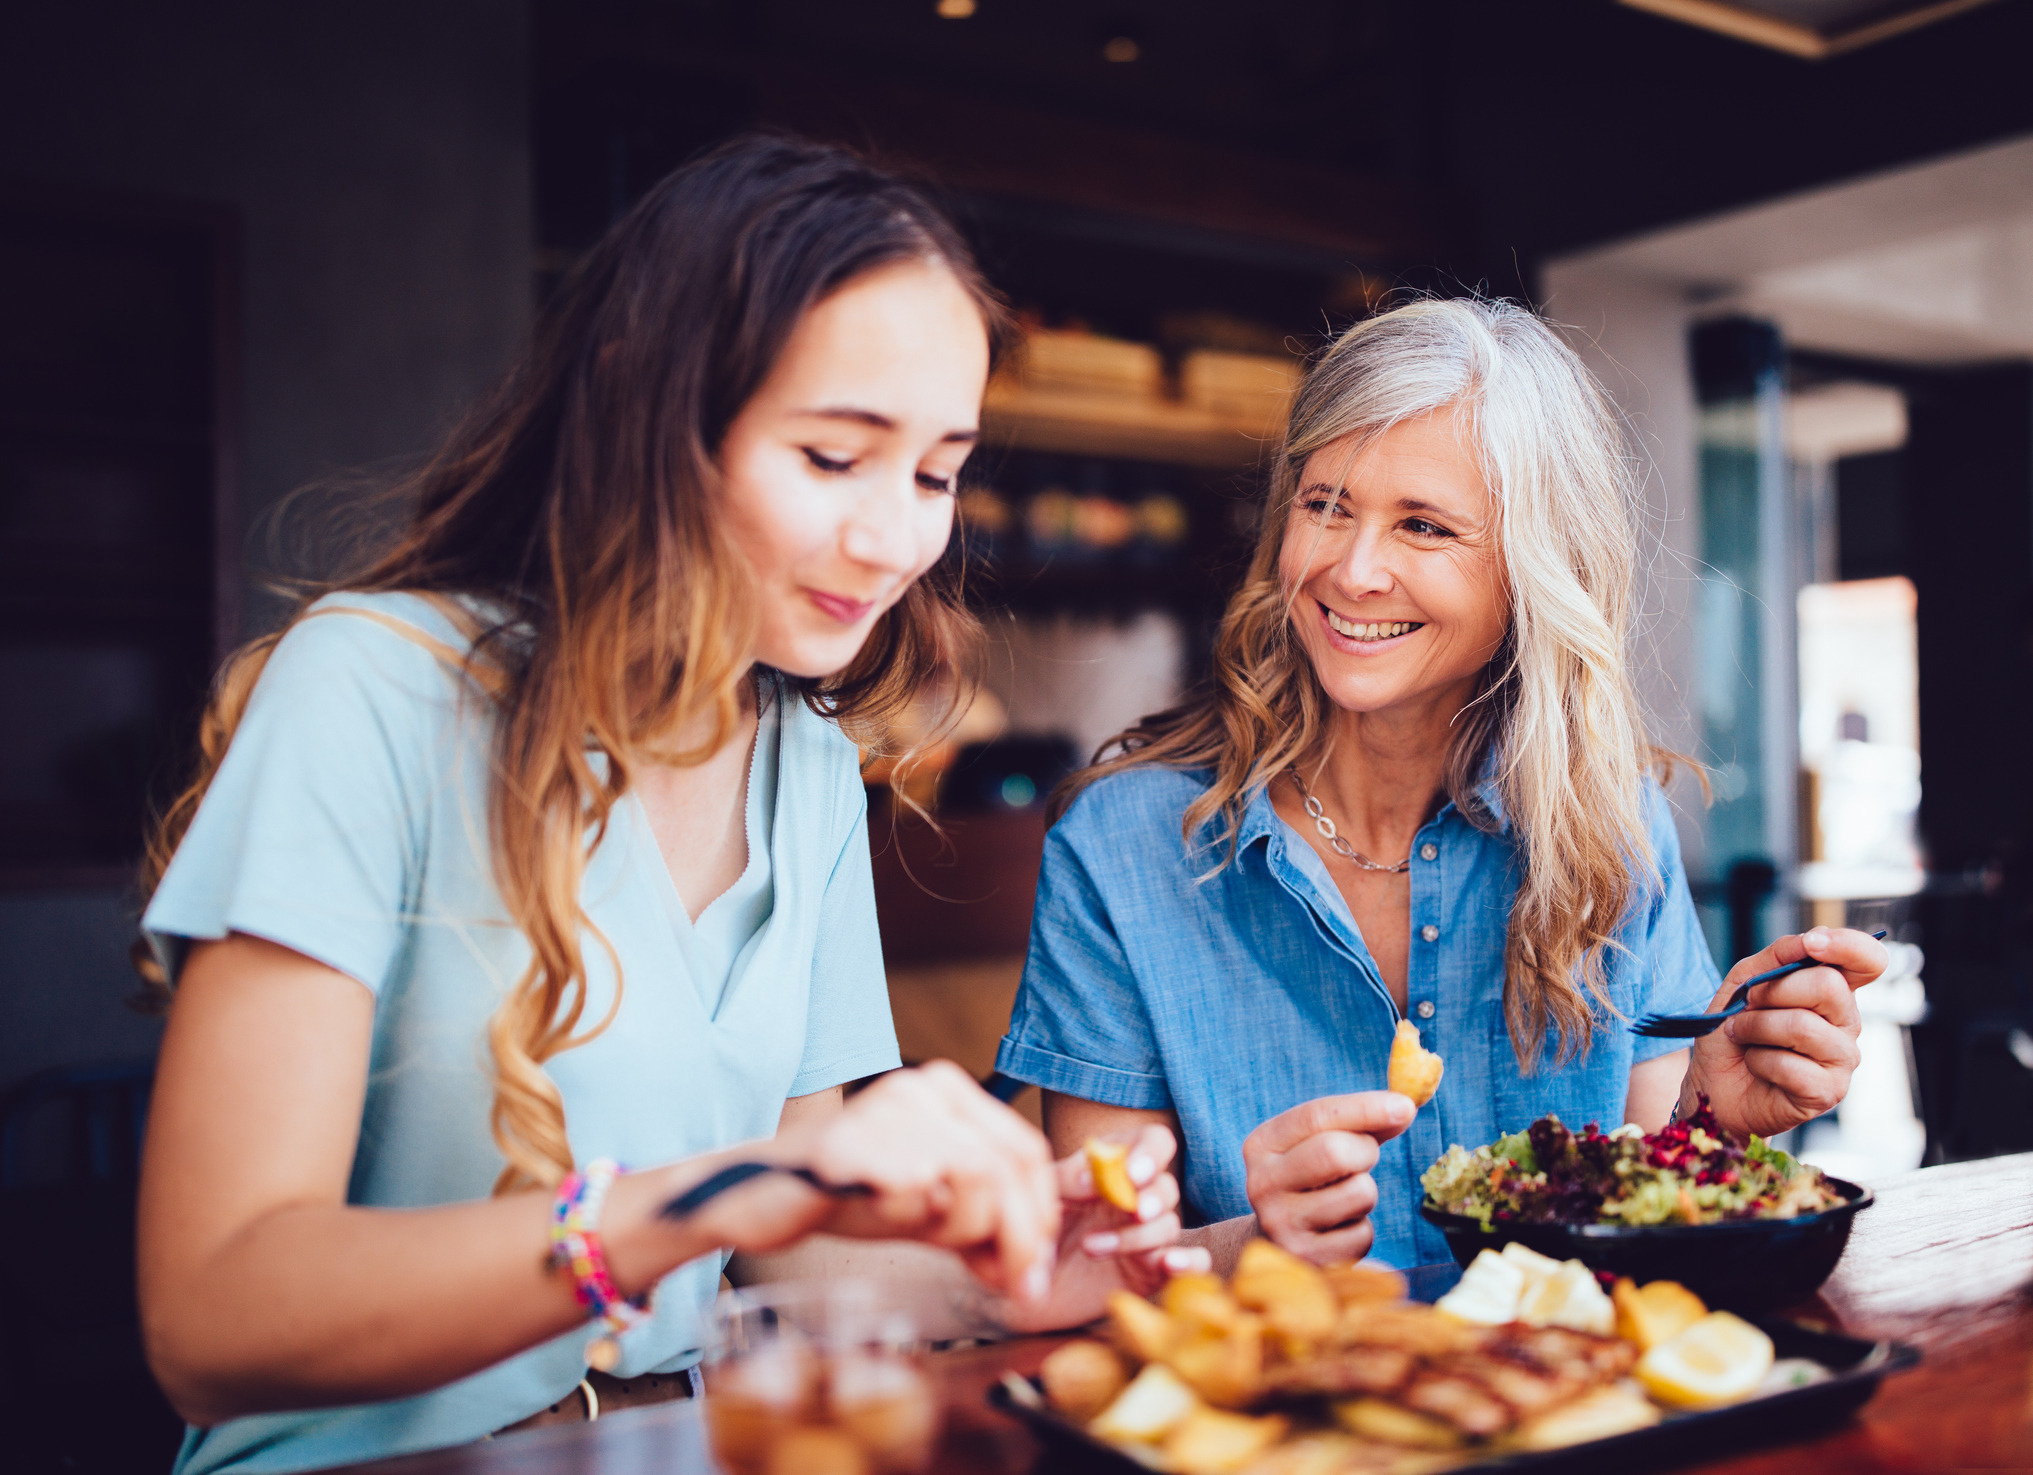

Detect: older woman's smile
1319,601,1425,646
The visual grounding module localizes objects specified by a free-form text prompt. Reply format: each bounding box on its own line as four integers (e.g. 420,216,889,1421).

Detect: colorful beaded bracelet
550,1158,649,1372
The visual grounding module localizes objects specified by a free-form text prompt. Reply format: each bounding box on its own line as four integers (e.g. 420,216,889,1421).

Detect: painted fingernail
1163,1247,1209,1274
1083,1231,1121,1257
1137,1189,1163,1222
1023,1258,1051,1301
1126,1151,1156,1185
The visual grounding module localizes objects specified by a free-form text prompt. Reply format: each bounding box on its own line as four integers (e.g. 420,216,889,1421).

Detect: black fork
1629,930,1887,1039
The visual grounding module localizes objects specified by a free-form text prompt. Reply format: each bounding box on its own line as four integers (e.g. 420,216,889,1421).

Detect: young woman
996,298,1888,1271
135,136,1197,1474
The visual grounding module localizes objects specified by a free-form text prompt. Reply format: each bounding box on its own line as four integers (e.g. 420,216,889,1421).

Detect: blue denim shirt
995,765,1718,1268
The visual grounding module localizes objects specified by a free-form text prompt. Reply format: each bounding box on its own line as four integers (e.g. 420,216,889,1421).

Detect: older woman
995,298,1888,1271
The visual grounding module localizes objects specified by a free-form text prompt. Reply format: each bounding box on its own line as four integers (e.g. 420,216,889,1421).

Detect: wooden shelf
981,382,1282,468
966,556,1221,616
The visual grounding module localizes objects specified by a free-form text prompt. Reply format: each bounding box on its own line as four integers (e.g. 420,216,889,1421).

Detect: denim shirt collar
1231,749,1509,856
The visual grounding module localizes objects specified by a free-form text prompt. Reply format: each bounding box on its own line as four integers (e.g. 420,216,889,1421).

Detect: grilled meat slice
1426,1351,1574,1419
1399,1370,1516,1437
1334,1303,1489,1357
1262,1346,1415,1398
1399,1322,1640,1434
1491,1324,1640,1381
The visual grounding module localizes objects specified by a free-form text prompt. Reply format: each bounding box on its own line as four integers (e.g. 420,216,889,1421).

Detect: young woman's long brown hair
1053,299,1679,1072
140,135,1007,1191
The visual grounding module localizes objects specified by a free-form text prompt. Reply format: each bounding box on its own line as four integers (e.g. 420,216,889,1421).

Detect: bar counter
332,1153,2033,1475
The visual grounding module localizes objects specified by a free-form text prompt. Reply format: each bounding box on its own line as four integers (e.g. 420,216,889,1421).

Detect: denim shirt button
1416,1000,1436,1019
1420,843,1439,861
1420,924,1439,942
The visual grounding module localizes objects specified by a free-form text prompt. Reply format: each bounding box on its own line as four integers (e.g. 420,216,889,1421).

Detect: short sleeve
142,606,449,994
789,795,903,1096
1628,784,1726,1062
996,814,1173,1111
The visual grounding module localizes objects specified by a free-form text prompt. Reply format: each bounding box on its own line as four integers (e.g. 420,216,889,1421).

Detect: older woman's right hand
1243,1091,1415,1265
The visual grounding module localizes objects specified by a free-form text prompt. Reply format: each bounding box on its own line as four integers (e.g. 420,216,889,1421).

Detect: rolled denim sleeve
996,814,1174,1111
1630,784,1726,1062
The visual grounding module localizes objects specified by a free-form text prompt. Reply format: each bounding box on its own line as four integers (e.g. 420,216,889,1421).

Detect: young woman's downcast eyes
802,446,856,475
801,446,958,495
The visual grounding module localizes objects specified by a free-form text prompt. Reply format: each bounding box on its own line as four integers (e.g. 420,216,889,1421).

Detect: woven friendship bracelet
550,1158,649,1372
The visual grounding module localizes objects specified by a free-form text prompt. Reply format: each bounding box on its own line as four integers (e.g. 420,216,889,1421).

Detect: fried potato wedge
1107,1289,1179,1365
1323,1261,1411,1307
1331,1395,1468,1450
1161,1407,1289,1475
1387,1019,1444,1107
1243,1432,1366,1475
1503,1383,1662,1450
1162,1273,1246,1335
1085,1137,1142,1214
1233,1240,1339,1353
1039,1339,1128,1422
1091,1363,1202,1443
1167,1321,1265,1409
1335,1301,1488,1357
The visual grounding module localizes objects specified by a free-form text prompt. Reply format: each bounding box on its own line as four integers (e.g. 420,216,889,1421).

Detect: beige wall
1537,265,1711,874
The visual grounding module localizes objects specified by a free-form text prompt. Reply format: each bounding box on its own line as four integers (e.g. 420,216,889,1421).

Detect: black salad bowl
1418,1177,1873,1312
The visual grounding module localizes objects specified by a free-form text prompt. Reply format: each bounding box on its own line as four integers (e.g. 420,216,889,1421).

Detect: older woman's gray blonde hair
1054,297,1673,1070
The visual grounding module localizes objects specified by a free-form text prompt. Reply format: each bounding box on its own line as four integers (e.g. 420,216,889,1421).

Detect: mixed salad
1421,1098,1844,1229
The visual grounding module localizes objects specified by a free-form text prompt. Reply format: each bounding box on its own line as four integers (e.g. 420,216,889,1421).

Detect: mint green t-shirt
143,592,901,1474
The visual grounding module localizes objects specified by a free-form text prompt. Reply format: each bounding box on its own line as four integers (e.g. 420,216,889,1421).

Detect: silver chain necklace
1289,769,1411,874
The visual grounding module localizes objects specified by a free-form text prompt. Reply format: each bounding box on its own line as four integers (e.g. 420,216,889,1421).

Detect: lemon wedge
1635,1311,1775,1407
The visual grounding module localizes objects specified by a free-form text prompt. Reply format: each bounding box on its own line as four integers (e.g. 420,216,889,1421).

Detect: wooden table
336,1154,2033,1475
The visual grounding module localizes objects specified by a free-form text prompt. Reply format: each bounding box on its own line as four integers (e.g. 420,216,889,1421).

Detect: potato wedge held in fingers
1386,1018,1444,1106
1085,1137,1142,1213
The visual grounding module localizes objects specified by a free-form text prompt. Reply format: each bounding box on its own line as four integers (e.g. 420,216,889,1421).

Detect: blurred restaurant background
4,0,2033,1465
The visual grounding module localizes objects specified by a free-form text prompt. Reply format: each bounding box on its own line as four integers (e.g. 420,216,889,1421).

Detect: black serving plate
990,1315,1918,1475
1418,1177,1873,1312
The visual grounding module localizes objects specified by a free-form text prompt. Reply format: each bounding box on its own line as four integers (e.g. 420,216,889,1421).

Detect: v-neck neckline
633,690,781,1019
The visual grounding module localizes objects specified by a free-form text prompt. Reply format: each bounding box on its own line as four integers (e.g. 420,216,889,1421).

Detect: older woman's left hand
1682,926,1890,1140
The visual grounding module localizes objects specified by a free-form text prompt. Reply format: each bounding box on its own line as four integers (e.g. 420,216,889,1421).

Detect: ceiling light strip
1617,0,2004,59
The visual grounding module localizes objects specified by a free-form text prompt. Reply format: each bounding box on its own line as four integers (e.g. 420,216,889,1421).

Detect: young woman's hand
693,1062,1062,1300
997,1122,1210,1334
1683,926,1890,1140
1242,1091,1416,1265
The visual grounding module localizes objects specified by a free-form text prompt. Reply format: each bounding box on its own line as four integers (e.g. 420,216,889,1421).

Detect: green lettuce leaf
1745,1133,1799,1177
1494,1128,1539,1174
